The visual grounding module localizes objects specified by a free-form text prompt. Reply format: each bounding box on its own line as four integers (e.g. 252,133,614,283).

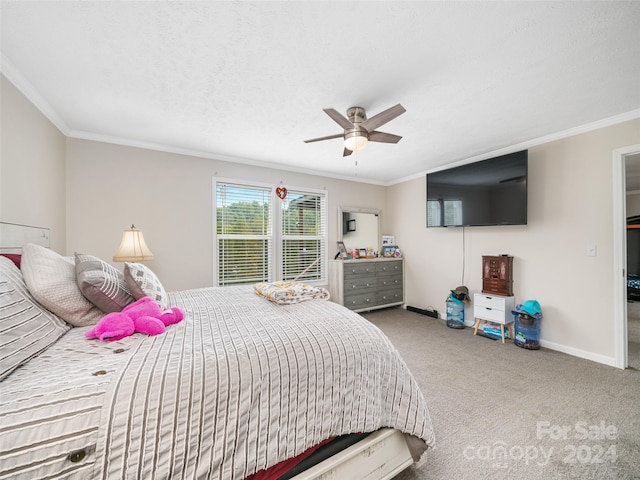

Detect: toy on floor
86,296,184,342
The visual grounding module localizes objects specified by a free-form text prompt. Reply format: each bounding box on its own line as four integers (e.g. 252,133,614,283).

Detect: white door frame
613,144,640,369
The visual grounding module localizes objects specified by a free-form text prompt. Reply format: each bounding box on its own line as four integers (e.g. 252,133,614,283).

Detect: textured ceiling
1,1,639,185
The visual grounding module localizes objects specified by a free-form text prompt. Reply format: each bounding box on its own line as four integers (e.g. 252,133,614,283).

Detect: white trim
613,144,640,369
1,54,70,135
538,339,617,369
392,109,640,185
70,130,389,186
69,108,640,187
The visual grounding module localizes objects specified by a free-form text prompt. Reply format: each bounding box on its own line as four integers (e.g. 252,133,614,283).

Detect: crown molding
1,54,70,135
68,129,389,186
388,109,640,186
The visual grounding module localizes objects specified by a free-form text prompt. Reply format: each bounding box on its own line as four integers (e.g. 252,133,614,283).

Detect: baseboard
539,339,617,368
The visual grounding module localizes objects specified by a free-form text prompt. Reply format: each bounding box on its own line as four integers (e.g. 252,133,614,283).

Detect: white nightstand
473,293,515,344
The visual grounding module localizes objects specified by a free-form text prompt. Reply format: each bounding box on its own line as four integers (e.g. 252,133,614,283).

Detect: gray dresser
328,258,404,312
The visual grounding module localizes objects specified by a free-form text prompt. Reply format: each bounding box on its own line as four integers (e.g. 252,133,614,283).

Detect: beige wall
4,71,640,366
65,139,387,291
1,75,67,252
387,119,640,365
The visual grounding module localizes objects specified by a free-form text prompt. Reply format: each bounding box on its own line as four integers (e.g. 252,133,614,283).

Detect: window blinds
281,190,326,282
216,183,273,286
214,181,327,286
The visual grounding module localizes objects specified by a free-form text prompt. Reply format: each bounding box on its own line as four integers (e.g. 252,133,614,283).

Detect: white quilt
0,285,434,479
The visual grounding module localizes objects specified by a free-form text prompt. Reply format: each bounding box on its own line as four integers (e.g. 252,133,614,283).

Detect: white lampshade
344,133,368,152
113,225,154,262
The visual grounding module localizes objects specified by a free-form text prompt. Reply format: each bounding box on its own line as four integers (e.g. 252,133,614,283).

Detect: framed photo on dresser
337,241,349,259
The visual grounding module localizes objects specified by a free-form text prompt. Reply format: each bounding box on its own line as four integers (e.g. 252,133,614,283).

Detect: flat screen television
426,150,528,227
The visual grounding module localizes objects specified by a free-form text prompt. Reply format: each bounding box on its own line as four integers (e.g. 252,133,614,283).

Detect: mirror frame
338,206,381,253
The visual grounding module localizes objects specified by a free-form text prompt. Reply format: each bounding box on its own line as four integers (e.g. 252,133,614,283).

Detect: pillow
20,243,103,327
75,253,135,313
0,256,70,380
0,253,21,268
124,262,167,308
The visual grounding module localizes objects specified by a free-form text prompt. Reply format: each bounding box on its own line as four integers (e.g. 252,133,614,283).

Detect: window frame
213,177,328,287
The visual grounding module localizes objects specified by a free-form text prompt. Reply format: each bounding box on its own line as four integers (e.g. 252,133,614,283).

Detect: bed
0,239,435,479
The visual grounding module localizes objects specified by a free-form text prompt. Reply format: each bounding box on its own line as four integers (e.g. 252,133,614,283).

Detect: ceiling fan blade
369,131,402,144
343,148,353,157
323,108,354,130
304,133,344,143
361,104,406,132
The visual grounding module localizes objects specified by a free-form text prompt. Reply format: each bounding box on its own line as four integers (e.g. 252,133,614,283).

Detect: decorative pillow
20,243,103,327
0,256,70,380
124,262,168,308
75,253,135,313
0,253,21,268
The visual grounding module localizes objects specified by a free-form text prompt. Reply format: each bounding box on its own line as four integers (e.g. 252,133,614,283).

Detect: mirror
338,206,381,256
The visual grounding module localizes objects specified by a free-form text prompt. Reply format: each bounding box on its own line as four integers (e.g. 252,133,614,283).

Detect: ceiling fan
304,104,406,157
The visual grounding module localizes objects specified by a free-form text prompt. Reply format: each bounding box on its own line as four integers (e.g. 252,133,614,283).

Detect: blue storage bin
513,311,542,349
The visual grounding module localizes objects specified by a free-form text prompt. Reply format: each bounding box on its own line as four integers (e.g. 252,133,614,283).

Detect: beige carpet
362,308,640,480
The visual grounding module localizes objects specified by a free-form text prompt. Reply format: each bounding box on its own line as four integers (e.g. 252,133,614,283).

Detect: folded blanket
254,281,330,305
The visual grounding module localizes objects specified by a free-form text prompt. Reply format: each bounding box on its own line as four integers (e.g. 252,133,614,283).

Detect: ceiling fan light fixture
304,104,404,156
344,131,369,152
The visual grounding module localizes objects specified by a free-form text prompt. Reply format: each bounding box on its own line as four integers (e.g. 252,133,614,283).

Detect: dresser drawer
482,279,513,296
344,277,377,292
376,261,403,275
377,288,403,305
344,263,376,277
377,275,402,290
474,293,508,311
474,305,507,323
343,291,378,310
473,293,515,324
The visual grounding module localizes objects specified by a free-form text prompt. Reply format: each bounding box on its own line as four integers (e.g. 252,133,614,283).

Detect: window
427,198,463,227
281,190,326,282
214,179,327,286
215,182,272,286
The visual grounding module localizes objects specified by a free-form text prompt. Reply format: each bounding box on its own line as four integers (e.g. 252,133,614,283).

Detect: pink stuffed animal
86,296,184,342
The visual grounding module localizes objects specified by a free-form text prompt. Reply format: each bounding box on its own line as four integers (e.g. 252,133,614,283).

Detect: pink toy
86,296,185,342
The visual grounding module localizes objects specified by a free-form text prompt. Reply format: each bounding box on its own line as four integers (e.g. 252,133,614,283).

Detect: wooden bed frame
291,429,415,480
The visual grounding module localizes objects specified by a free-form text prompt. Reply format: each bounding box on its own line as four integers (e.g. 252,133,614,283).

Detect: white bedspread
0,285,434,479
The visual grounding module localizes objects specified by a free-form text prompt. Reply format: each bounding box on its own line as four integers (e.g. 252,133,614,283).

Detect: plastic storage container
513,312,542,349
446,295,465,329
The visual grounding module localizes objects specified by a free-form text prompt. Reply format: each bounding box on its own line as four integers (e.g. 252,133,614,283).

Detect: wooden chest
482,255,513,296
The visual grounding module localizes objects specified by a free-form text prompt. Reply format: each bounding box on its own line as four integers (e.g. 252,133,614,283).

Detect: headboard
0,222,50,253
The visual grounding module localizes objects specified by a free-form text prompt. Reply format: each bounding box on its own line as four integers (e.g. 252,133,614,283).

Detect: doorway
613,145,640,369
